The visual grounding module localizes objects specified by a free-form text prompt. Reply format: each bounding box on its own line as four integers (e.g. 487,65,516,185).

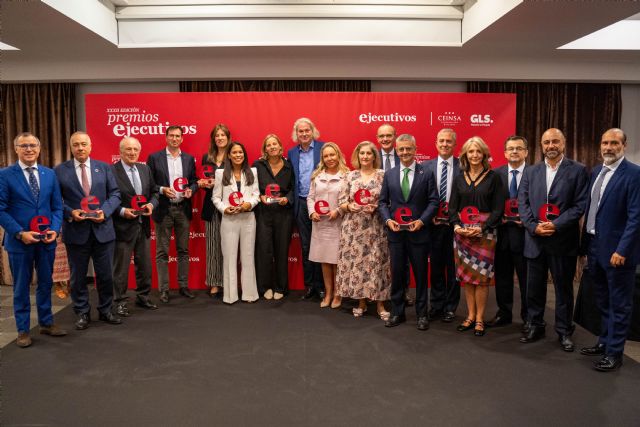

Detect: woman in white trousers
212,142,260,304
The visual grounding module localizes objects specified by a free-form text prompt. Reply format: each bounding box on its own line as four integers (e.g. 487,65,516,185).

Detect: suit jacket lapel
408,163,423,201
181,153,190,178
548,158,570,195
138,163,149,194
12,164,36,203
115,161,135,194
599,160,626,207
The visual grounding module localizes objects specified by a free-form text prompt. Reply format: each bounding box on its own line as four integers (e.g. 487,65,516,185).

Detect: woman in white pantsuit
212,142,260,304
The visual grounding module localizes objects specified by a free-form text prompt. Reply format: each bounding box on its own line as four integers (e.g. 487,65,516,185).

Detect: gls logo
470,114,493,126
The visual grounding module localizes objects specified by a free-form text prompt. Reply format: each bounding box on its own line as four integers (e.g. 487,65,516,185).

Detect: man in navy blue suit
379,134,439,330
579,128,640,372
55,131,122,330
488,135,529,329
518,128,589,351
422,128,460,323
287,117,324,300
0,133,67,347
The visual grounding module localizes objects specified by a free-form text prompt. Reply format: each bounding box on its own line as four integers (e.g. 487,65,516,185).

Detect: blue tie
509,170,519,199
27,167,40,200
439,161,448,202
130,166,142,195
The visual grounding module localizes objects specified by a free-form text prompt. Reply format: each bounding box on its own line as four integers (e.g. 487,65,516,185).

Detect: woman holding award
335,141,391,320
307,142,349,309
252,134,294,300
212,142,260,304
198,124,230,298
449,137,504,336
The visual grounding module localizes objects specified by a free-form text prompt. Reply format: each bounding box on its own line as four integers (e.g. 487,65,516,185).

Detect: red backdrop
86,92,516,290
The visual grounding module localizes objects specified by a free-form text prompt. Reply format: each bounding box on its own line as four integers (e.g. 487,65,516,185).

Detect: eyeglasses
17,144,39,150
377,134,394,139
505,147,526,152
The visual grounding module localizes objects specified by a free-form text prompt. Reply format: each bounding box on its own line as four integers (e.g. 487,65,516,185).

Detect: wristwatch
15,231,24,240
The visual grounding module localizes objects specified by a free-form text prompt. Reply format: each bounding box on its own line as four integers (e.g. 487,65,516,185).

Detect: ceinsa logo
470,114,494,126
358,112,417,124
437,112,462,127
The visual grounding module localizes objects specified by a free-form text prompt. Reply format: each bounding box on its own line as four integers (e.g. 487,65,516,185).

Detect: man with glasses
0,133,67,347
377,124,400,173
488,136,529,330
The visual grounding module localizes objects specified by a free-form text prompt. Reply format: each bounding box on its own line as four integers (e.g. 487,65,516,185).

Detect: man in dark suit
0,132,67,347
379,134,439,330
287,117,324,300
111,137,160,316
377,123,400,173
579,128,640,372
147,125,198,304
518,128,589,351
55,131,122,330
488,135,529,329
422,128,460,323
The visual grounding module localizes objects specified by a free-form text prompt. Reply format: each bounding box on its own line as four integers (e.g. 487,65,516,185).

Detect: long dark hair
207,123,230,164
222,141,255,186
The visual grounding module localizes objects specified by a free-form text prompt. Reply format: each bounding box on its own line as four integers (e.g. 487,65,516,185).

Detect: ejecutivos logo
358,112,417,124
470,114,494,127
436,111,462,127
106,107,198,137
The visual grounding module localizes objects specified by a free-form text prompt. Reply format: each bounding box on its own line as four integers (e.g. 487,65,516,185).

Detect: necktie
439,161,448,202
80,163,90,196
586,166,611,232
27,167,39,200
509,170,519,199
402,168,410,201
130,166,142,195
385,153,391,172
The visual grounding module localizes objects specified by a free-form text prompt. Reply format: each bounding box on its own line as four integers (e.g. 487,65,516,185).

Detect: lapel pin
95,168,100,173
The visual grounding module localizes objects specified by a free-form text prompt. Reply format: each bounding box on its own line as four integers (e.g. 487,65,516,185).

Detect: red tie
80,163,91,196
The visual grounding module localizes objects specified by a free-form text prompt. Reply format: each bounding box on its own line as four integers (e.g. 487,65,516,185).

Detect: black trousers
429,224,459,313
112,222,152,303
255,207,293,294
295,199,323,291
526,251,577,336
494,247,527,322
389,238,430,318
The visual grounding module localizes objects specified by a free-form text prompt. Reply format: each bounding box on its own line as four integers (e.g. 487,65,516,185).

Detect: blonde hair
351,141,381,170
260,134,284,160
292,117,320,143
459,136,491,171
311,142,349,180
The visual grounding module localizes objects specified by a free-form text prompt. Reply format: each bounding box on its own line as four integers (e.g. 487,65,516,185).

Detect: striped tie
439,160,448,202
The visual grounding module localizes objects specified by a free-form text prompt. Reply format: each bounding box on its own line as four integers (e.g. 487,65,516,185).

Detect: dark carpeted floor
1,289,638,426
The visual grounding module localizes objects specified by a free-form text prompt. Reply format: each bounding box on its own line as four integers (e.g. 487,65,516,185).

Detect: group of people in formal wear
1,118,638,373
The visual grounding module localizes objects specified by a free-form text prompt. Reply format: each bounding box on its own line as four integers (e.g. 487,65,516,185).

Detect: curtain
1,83,76,168
179,80,371,92
467,82,621,171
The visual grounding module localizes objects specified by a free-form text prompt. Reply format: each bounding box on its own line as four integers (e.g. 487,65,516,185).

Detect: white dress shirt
436,155,453,202
166,148,184,202
545,156,564,197
399,161,416,190
74,157,92,189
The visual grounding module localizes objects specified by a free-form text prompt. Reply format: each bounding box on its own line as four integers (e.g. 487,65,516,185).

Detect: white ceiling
1,0,640,82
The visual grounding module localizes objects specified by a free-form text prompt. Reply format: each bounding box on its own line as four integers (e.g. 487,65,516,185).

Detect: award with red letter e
354,188,371,208
434,201,449,225
29,215,50,240
503,199,520,222
173,177,188,193
460,206,481,228
314,200,330,218
131,195,148,216
80,195,101,218
538,203,560,222
229,191,244,212
394,207,413,230
265,183,281,204
202,165,214,186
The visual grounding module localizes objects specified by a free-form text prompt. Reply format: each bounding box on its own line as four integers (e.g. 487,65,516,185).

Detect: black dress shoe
486,315,512,328
428,309,443,320
135,297,158,310
99,312,122,325
594,355,623,372
520,326,545,343
301,287,316,300
179,288,196,299
417,316,430,331
75,313,90,330
559,335,575,352
160,291,169,303
442,311,456,323
580,343,606,356
384,315,407,328
115,303,131,317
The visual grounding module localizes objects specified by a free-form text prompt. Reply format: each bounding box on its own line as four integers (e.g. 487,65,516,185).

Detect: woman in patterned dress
335,141,391,320
449,137,504,336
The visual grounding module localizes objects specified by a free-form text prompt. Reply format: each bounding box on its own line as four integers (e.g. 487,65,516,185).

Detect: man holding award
422,128,461,323
111,137,160,316
379,134,439,330
487,136,529,329
518,128,589,351
0,133,66,347
55,131,122,330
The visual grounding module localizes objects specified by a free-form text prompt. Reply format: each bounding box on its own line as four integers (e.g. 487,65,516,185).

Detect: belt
169,201,186,207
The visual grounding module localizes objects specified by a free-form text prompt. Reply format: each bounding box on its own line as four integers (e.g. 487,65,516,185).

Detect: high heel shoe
474,321,486,337
330,297,342,309
457,318,475,332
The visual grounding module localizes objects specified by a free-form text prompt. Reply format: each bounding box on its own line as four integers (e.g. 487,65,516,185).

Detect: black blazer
495,164,527,253
146,149,198,222
252,157,295,212
379,148,400,173
200,153,224,222
111,161,159,241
